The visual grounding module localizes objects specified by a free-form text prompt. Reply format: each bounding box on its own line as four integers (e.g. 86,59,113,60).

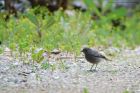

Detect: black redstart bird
81,47,110,71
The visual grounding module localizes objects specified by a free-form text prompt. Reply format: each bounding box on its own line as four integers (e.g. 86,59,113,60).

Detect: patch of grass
123,90,130,93
83,87,89,93
41,61,50,70
0,6,140,63
0,46,3,54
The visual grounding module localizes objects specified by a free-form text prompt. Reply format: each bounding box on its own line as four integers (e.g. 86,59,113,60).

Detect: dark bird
81,47,110,71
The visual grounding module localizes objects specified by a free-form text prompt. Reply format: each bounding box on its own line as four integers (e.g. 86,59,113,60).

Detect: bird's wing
89,49,111,61
90,49,108,59
90,49,101,56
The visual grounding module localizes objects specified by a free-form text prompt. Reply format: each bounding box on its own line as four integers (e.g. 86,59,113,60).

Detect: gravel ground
0,47,140,93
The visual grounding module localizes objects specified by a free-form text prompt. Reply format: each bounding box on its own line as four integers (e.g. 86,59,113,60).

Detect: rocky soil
0,47,140,93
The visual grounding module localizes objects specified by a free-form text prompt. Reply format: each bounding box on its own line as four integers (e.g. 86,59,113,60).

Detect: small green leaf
41,62,50,69
83,87,89,93
25,13,38,26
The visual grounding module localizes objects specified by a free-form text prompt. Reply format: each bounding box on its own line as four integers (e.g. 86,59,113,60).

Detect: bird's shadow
87,69,98,72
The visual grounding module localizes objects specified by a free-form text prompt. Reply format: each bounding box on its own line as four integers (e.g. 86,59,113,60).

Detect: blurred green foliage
83,87,89,93
123,90,130,93
0,5,140,62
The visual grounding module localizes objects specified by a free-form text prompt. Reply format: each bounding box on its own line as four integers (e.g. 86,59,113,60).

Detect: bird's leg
90,64,94,71
94,64,98,71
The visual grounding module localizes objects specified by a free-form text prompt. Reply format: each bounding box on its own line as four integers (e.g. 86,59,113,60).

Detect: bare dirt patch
0,48,140,93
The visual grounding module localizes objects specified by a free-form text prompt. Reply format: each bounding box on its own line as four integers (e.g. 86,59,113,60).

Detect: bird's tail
105,57,112,61
101,55,112,61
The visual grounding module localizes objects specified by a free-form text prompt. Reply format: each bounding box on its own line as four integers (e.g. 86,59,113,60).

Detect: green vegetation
83,87,89,93
123,90,130,93
0,6,140,62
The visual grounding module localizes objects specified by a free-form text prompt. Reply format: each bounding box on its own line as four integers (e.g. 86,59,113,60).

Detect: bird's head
81,47,91,54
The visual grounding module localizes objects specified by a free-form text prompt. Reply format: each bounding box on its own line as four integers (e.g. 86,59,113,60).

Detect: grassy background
0,6,140,59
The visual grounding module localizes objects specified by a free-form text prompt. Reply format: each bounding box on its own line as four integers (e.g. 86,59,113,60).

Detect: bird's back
85,49,101,63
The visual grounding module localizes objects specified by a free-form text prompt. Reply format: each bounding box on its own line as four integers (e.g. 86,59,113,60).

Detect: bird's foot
93,69,97,72
88,69,97,72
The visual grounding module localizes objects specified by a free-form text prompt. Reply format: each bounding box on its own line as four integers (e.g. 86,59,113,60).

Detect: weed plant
0,5,140,63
